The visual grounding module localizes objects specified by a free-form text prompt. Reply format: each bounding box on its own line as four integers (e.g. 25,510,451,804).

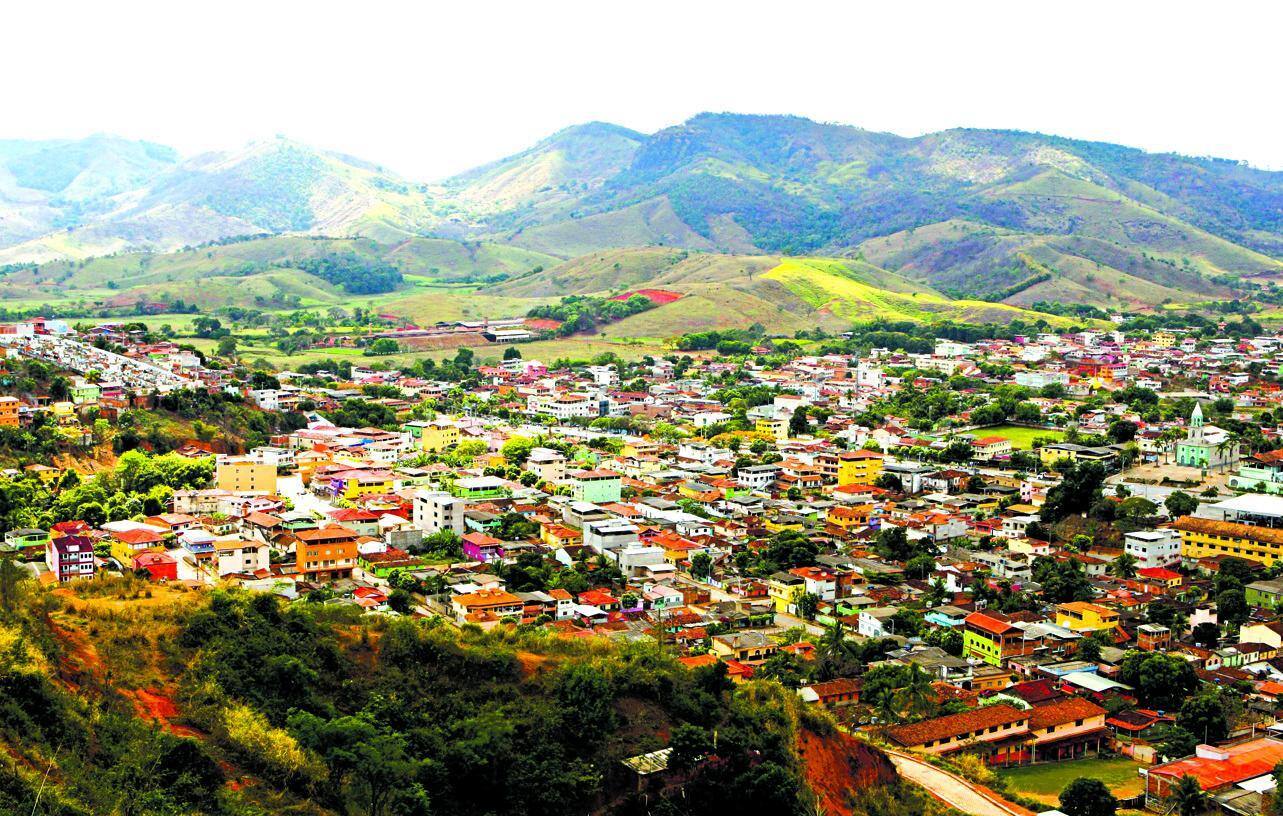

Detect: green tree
1172,774,1208,816
794,590,819,621
1117,651,1198,710
1165,490,1198,517
1059,777,1118,816
1178,691,1230,745
690,551,712,580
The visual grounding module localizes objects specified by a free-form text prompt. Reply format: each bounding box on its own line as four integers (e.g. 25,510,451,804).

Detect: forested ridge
0,578,936,816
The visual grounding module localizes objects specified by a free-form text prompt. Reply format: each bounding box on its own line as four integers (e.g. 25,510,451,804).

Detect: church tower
1189,402,1204,443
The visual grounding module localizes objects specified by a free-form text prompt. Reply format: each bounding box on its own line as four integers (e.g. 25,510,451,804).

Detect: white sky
4,0,1281,179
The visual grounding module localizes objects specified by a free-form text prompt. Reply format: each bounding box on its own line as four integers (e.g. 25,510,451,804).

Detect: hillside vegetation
0,576,934,816
6,113,1283,316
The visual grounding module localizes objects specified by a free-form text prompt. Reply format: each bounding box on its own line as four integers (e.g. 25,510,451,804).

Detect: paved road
887,751,1031,816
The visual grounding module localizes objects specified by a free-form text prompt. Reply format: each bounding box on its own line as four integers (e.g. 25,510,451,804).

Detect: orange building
0,396,19,427
295,525,359,581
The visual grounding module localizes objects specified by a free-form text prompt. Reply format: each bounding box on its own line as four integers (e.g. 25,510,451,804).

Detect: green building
451,476,510,500
1246,579,1283,610
570,469,622,503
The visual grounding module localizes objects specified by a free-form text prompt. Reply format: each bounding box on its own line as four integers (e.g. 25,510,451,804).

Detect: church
1175,402,1239,470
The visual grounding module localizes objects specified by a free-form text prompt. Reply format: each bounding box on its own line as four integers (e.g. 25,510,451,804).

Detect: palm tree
874,687,900,726
1172,774,1207,816
897,664,936,719
818,619,860,672
1110,552,1139,579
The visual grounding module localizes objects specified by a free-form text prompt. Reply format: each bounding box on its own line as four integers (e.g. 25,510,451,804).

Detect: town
7,312,1283,816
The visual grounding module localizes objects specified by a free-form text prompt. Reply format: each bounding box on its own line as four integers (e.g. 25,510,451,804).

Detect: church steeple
1189,402,1204,442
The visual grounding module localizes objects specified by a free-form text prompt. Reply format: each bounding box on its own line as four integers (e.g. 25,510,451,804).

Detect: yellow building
1054,601,1120,632
755,417,789,440
1153,330,1177,348
767,573,805,614
335,469,394,500
1038,443,1116,469
50,401,77,426
216,458,277,494
107,528,166,565
1173,515,1283,567
836,450,884,487
826,504,875,531
420,421,459,452
540,522,581,549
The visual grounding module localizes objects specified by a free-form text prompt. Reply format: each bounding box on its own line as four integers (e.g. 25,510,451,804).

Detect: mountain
4,115,1283,311
470,114,1283,307
0,137,444,263
442,122,645,218
0,135,179,249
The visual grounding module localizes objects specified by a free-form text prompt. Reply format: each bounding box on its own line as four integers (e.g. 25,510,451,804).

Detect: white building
413,491,467,535
1124,529,1181,569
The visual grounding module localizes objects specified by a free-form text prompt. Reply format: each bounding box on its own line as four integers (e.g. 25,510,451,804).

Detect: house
214,539,270,576
215,457,277,494
836,450,884,487
886,704,1030,765
569,469,623,503
1054,602,1120,633
963,611,1043,666
1146,739,1283,802
971,436,1013,461
798,678,861,709
133,551,177,581
1247,579,1283,610
1124,529,1181,569
710,631,778,665
1028,696,1109,762
1136,624,1173,652
47,535,95,582
452,587,524,624
294,525,359,581
1173,515,1283,567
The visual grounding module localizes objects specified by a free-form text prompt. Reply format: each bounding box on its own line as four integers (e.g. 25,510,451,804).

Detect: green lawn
999,757,1144,805
979,424,1066,450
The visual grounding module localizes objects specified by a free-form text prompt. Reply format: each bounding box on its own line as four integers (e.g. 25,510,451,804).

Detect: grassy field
999,757,1144,806
978,424,1066,450
222,335,664,371
763,258,1080,326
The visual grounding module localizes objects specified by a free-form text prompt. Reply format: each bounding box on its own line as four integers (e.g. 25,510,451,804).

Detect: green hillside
6,114,1283,311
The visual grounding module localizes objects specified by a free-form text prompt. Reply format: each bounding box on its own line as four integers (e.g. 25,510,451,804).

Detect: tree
1041,461,1107,522
788,406,810,437
794,590,819,621
1109,552,1139,579
667,723,711,770
1107,420,1138,443
814,619,860,679
216,335,239,358
1178,691,1230,745
1217,588,1249,629
1033,556,1094,603
387,589,412,615
1152,725,1198,761
1191,622,1220,648
1117,651,1198,710
897,663,935,718
1166,491,1198,518
1172,774,1208,816
1077,637,1102,663
1060,777,1118,816
689,551,712,580
905,553,936,579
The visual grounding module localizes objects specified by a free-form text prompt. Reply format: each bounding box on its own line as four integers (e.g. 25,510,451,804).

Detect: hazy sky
5,1,1280,179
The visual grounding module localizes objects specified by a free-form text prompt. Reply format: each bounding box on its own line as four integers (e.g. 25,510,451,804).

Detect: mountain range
4,113,1283,312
